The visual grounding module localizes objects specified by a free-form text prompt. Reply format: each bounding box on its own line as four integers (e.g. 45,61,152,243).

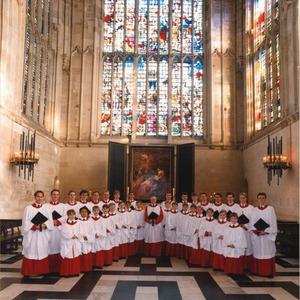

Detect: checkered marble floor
0,249,299,300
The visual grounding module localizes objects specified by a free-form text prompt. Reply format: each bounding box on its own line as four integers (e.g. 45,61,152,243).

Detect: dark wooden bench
0,219,22,253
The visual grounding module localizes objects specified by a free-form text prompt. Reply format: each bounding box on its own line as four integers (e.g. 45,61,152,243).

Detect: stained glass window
23,0,50,126
246,0,281,134
102,0,204,137
30,35,37,118
23,25,30,113
37,45,43,123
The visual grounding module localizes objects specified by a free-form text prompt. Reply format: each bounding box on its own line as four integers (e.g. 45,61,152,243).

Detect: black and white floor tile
0,249,299,300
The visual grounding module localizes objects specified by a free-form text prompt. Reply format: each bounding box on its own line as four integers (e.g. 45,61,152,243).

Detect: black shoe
23,275,30,280
266,275,274,278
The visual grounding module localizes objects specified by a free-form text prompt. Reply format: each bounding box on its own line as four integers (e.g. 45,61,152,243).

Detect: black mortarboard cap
254,218,270,231
31,212,48,226
238,214,250,225
52,210,62,220
226,210,232,218
213,210,219,219
148,212,159,220
79,206,91,215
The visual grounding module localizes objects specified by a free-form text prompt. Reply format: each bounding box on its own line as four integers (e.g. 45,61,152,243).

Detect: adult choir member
251,193,277,278
144,196,164,256
21,190,53,277
45,189,65,273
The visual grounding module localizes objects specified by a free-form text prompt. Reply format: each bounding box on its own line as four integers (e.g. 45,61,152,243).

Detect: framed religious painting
129,146,174,201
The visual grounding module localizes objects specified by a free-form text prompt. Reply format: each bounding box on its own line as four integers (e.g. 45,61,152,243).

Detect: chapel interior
0,0,299,299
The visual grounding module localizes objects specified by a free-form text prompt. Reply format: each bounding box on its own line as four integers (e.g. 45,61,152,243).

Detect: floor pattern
0,249,299,300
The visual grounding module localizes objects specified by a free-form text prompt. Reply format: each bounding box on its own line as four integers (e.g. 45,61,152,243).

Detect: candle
172,188,175,197
127,187,129,195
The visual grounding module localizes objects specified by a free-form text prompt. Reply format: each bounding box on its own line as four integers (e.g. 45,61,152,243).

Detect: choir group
20,189,277,279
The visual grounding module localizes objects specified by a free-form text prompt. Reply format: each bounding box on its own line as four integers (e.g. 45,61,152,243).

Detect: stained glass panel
123,57,134,135
23,25,31,114
43,53,48,125
34,0,38,24
158,57,168,136
30,35,37,118
147,57,158,135
138,0,148,53
159,0,169,54
254,0,265,50
27,0,31,17
255,55,261,131
193,58,203,136
149,0,158,52
268,44,274,123
115,0,125,52
112,56,123,135
125,0,135,52
275,32,280,118
101,56,113,135
261,48,267,127
47,0,50,41
37,45,43,123
104,0,114,52
172,57,181,136
182,57,192,136
137,57,147,135
41,0,45,35
182,0,193,54
172,0,182,53
194,0,203,54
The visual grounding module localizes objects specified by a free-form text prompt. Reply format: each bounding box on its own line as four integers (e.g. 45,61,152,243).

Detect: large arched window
101,0,204,137
246,0,281,134
23,0,51,126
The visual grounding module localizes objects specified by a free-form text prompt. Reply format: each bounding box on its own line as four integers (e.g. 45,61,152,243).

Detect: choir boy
144,196,164,256
223,192,239,220
199,208,216,267
177,202,190,258
45,189,65,273
112,190,121,205
178,192,191,211
191,193,201,207
108,202,120,261
189,206,205,265
65,190,80,218
60,209,83,277
78,207,95,273
88,191,101,214
161,192,173,210
21,191,53,277
211,193,225,219
91,206,105,268
199,192,212,216
183,204,198,260
250,193,277,278
212,209,229,271
223,212,247,275
128,191,137,209
117,202,130,258
164,201,178,256
236,192,254,270
99,190,112,211
133,200,145,254
162,200,172,251
101,204,116,265
125,201,137,256
78,190,89,211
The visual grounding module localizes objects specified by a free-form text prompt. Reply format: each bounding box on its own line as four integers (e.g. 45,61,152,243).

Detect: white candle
172,188,175,197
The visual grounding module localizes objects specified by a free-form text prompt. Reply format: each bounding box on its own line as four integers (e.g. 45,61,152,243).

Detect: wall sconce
263,135,292,185
10,130,39,181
